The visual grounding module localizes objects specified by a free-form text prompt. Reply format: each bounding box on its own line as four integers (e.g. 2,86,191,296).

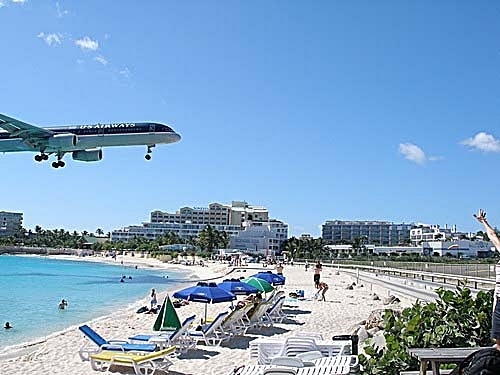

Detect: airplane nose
172,132,181,143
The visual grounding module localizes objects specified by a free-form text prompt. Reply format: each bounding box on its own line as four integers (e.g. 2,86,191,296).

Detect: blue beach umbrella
251,271,286,286
218,279,259,296
173,282,236,323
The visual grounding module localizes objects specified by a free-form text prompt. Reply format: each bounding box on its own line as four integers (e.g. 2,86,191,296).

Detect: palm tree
96,228,105,236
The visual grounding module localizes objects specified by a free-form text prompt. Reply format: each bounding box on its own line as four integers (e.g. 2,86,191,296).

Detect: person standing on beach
275,263,284,275
150,288,158,310
474,209,500,350
314,261,322,288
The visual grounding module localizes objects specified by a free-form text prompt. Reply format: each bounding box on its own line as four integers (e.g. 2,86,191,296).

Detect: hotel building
0,211,23,237
322,220,413,246
111,201,288,254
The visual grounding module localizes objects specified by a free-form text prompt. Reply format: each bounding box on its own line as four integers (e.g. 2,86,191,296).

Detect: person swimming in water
4,321,12,329
58,299,68,310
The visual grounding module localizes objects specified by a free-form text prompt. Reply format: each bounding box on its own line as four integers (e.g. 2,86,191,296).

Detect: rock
372,294,380,301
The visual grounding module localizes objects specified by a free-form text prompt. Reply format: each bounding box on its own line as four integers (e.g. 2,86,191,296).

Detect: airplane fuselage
0,122,181,153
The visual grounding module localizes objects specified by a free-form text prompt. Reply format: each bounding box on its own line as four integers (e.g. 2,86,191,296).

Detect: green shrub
359,282,494,374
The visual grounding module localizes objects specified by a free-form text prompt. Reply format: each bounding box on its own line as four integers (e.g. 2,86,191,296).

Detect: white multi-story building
111,201,277,244
0,211,23,237
150,201,269,227
229,220,288,256
410,224,457,244
111,222,241,242
322,220,413,246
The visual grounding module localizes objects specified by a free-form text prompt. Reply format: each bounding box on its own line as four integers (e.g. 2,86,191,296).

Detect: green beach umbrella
242,277,274,293
153,295,181,331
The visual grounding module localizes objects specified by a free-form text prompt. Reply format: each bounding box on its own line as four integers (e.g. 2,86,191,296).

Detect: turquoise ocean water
0,255,188,352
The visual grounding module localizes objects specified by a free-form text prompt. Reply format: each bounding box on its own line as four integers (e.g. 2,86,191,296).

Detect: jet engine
47,133,78,149
72,149,103,162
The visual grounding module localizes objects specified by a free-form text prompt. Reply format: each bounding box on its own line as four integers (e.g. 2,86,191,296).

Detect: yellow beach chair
89,346,176,375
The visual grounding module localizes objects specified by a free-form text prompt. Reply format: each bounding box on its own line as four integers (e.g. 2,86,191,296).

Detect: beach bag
450,347,500,375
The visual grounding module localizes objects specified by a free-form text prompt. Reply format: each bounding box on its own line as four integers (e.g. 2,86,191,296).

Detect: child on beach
474,209,500,351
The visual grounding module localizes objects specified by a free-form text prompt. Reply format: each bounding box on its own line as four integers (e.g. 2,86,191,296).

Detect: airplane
0,113,181,168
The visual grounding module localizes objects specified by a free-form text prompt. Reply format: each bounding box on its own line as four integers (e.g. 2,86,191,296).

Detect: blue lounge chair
78,324,157,361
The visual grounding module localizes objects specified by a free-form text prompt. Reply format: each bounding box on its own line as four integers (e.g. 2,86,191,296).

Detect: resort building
150,201,269,227
0,211,23,237
110,222,241,242
229,220,289,256
321,220,413,246
110,201,285,251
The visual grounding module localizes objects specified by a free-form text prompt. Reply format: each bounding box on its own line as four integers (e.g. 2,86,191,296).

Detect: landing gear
51,160,65,168
51,152,66,168
145,145,155,160
34,153,49,162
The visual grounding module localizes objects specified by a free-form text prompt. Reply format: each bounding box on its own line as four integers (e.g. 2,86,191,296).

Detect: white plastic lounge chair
128,315,197,353
233,364,350,375
251,335,352,364
266,295,287,323
244,301,273,332
188,311,229,346
220,303,253,336
89,346,176,375
270,356,313,367
78,324,157,361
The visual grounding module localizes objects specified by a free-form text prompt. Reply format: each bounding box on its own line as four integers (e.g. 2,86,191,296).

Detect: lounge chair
89,346,176,375
244,301,273,332
220,303,254,336
188,311,229,346
78,324,157,361
128,314,197,353
266,295,287,323
233,364,351,375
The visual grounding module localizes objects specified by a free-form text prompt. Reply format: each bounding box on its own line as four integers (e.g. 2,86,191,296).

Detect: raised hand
473,209,487,223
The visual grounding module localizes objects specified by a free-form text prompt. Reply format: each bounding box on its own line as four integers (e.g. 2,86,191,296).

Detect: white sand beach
0,255,415,375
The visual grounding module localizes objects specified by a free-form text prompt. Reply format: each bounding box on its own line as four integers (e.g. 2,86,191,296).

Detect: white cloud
398,143,427,165
75,36,99,51
55,2,68,17
11,0,26,3
0,1,5,7
461,132,500,152
37,32,62,46
94,55,108,66
118,67,130,78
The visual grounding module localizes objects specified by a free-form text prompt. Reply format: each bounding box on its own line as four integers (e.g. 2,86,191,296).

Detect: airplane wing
0,113,54,139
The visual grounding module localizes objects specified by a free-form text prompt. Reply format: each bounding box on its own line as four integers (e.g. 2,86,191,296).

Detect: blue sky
1,1,500,237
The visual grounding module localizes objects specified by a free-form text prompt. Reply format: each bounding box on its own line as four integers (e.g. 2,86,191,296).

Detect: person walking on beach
314,261,322,288
150,288,158,310
474,209,500,350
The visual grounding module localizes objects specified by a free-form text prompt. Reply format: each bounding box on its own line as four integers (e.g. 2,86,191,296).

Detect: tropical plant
359,282,493,374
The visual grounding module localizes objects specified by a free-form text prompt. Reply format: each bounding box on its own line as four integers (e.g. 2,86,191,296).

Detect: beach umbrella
153,295,181,332
172,281,236,323
242,277,274,293
217,279,259,296
251,271,286,286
